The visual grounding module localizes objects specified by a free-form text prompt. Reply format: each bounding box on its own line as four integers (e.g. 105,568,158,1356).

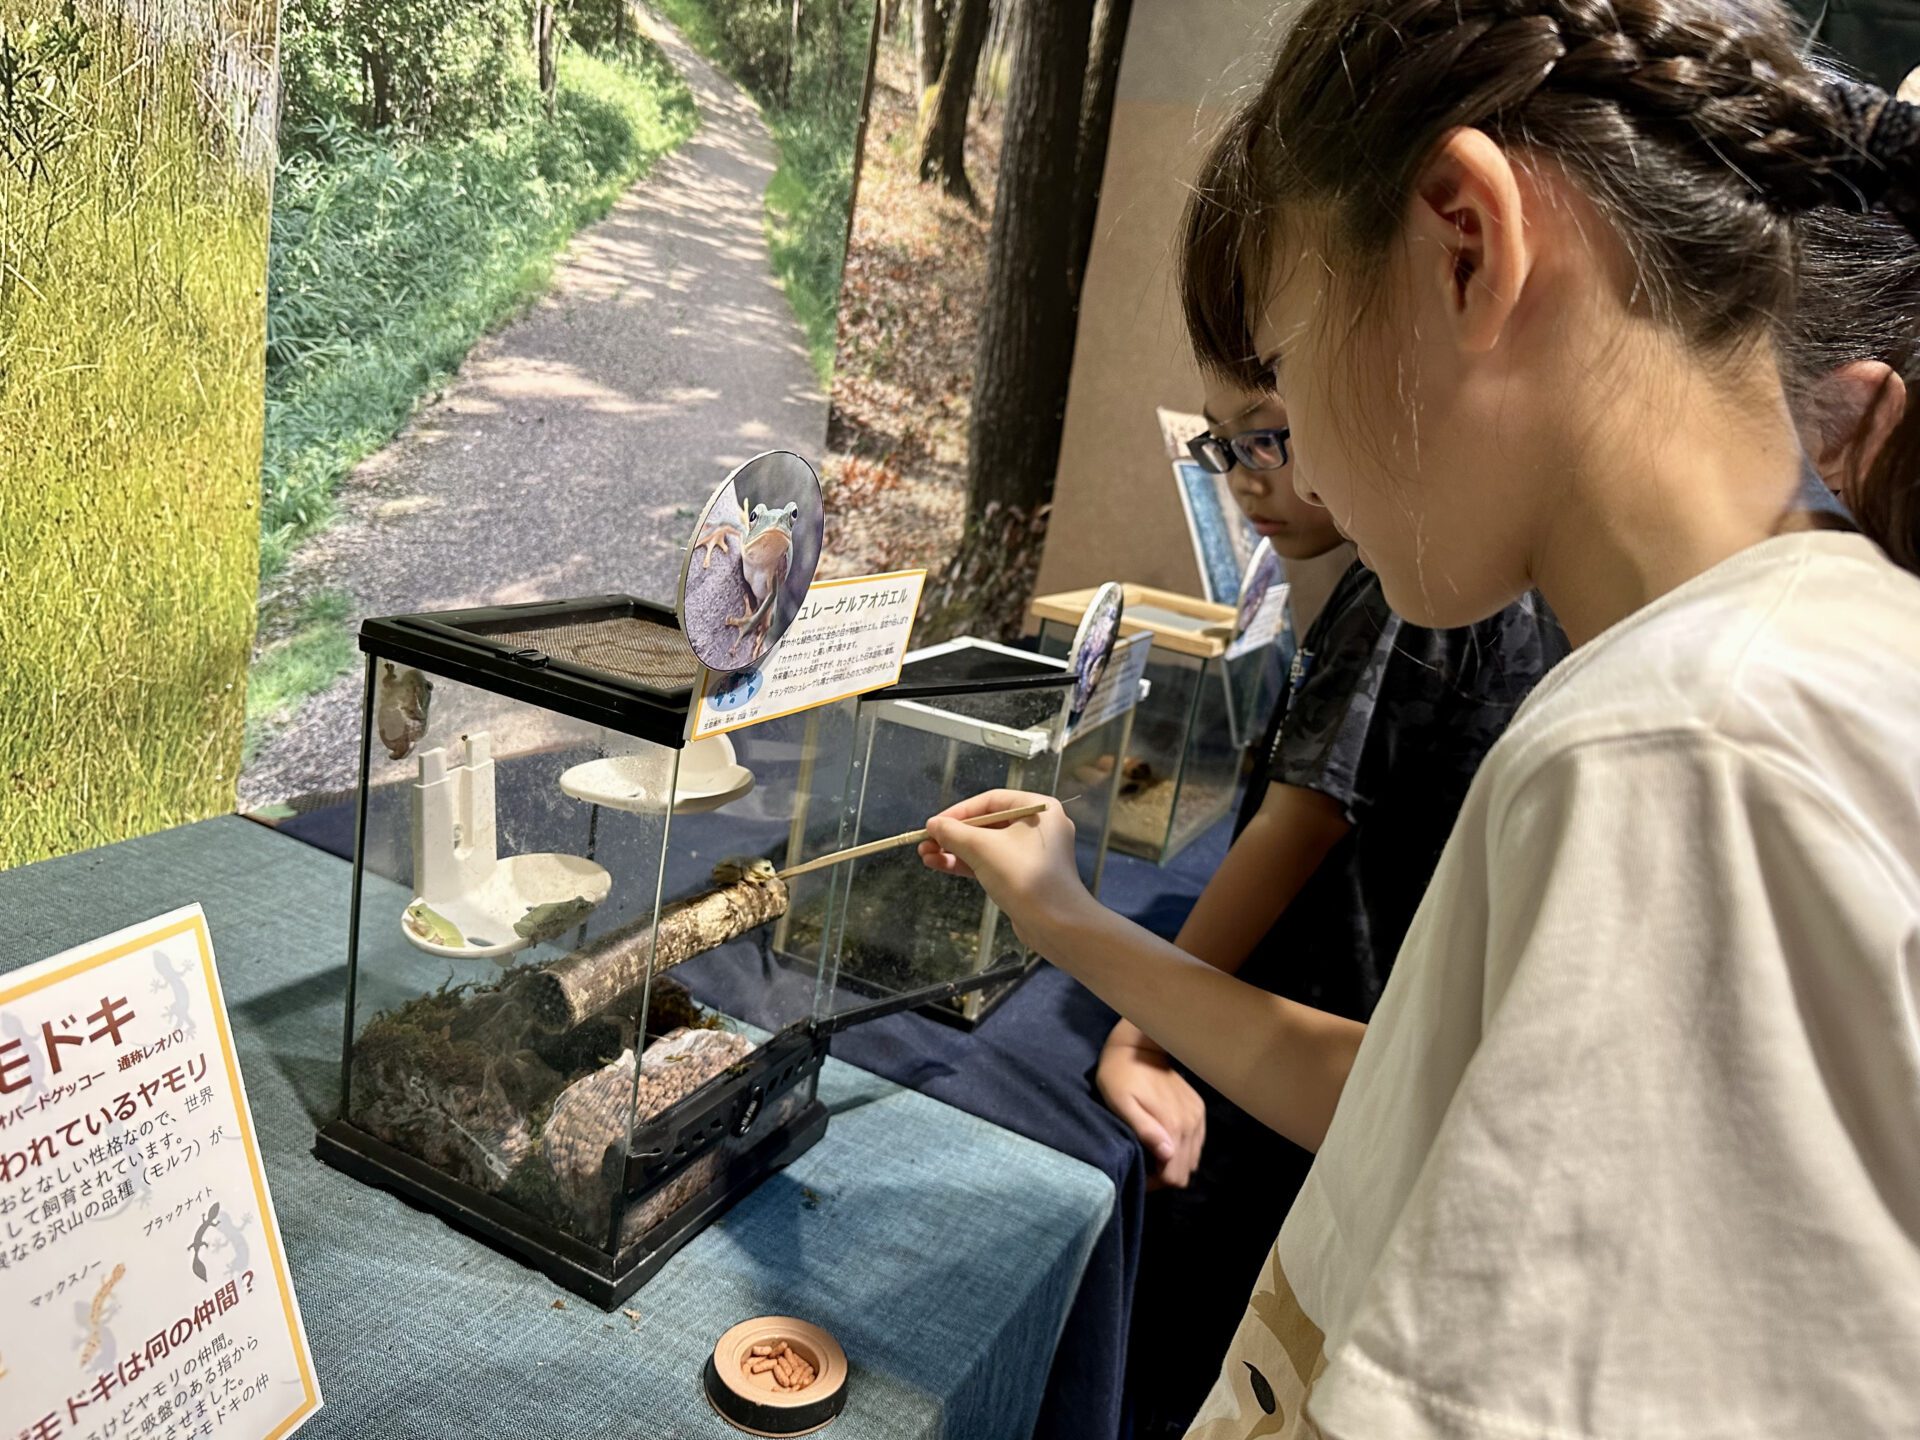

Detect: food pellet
750,1344,773,1358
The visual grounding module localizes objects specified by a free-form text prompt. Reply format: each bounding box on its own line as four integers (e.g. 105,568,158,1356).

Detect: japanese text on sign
692,570,927,739
0,906,321,1440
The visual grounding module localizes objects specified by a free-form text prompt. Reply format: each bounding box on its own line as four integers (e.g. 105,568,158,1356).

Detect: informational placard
691,569,927,739
0,907,320,1440
1064,630,1152,744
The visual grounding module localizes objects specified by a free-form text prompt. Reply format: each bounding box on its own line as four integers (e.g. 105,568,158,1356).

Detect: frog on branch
701,501,796,662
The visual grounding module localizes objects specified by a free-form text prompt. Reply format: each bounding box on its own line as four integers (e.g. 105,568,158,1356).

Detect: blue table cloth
276,756,1233,1440
0,818,1115,1440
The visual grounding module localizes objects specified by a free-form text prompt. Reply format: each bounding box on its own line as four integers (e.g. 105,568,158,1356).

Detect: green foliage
1,0,271,867
259,45,696,578
0,0,95,185
280,0,537,139
652,0,873,379
243,591,354,762
566,0,637,54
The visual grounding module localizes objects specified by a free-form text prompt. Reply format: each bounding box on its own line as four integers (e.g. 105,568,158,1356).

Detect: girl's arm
923,791,1365,1152
1106,780,1349,1045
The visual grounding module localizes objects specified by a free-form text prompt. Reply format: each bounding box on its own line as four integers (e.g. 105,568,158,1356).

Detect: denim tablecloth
0,817,1114,1440
277,752,1235,1440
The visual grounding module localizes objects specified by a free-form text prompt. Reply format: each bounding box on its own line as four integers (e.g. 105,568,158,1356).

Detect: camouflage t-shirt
1236,560,1569,1021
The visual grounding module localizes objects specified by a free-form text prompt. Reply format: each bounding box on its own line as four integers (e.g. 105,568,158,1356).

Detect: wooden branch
525,874,789,1030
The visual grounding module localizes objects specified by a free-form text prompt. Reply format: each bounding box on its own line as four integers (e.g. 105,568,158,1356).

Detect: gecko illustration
212,1206,255,1281
188,1203,222,1282
149,946,198,1041
75,1263,126,1370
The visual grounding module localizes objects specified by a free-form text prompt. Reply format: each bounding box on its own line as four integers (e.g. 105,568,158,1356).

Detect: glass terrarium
1032,585,1269,863
317,594,884,1307
1056,630,1152,897
778,637,1096,1029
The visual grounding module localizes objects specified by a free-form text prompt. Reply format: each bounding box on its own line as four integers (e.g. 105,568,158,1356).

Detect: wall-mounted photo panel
239,0,876,819
1,0,278,869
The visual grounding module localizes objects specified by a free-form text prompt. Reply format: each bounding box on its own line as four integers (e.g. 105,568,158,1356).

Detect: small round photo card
1067,581,1125,730
678,451,825,674
1235,539,1282,641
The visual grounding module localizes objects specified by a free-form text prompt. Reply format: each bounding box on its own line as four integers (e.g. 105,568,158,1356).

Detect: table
0,818,1115,1440
278,778,1235,1440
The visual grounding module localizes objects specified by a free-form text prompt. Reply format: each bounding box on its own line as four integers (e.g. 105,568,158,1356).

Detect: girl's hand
917,790,1091,951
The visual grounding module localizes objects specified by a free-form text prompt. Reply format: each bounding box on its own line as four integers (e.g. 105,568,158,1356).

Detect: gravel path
242,7,827,809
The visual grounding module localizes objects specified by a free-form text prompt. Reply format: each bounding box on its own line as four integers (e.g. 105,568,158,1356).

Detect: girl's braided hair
1180,0,1920,570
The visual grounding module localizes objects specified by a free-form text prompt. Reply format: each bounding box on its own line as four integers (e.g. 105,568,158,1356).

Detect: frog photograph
0,0,278,869
683,452,826,673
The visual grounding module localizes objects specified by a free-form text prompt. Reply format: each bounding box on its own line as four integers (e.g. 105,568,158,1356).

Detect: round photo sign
677,451,825,674
1235,538,1282,640
1066,581,1125,730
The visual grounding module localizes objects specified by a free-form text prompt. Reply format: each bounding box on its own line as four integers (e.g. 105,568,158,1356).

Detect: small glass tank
780,602,1139,1030
315,593,866,1306
315,452,1020,1306
1031,583,1273,864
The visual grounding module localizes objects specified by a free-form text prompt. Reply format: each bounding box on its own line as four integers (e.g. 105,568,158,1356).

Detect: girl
1114,372,1567,1438
921,1,1920,1434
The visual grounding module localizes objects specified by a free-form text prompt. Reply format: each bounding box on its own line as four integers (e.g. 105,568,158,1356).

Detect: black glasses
1187,426,1291,475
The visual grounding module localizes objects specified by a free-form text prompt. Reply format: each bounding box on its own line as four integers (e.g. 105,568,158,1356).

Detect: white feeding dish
559,733,754,815
403,731,611,960
401,853,612,961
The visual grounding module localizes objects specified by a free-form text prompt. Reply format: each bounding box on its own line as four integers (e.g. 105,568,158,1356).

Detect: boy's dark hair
1179,0,1920,573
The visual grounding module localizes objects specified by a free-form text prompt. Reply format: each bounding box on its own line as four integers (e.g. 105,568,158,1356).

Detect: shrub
279,0,537,140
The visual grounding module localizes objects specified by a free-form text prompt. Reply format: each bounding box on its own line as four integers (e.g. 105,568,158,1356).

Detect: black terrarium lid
361,595,698,747
880,637,1074,702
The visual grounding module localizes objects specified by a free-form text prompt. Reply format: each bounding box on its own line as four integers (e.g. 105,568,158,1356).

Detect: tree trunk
915,0,949,100
1068,0,1133,297
977,0,1009,121
362,47,393,130
783,0,802,103
842,0,887,279
536,2,557,114
962,0,1097,528
882,0,905,35
916,0,990,204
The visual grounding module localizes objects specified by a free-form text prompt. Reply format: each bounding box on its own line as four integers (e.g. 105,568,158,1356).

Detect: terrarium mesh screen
470,614,703,692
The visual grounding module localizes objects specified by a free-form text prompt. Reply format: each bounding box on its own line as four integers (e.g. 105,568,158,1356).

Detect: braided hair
1179,0,1920,570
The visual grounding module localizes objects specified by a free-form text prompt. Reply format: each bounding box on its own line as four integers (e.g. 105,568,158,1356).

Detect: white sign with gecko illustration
0,905,320,1440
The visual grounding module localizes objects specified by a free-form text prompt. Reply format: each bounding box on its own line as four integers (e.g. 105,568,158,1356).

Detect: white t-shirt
1187,531,1920,1440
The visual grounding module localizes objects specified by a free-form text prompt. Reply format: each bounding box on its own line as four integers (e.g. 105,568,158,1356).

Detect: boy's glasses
1187,427,1291,475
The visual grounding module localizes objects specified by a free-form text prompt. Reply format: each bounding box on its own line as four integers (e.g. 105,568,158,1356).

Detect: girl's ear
1407,128,1530,354
1811,360,1909,500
